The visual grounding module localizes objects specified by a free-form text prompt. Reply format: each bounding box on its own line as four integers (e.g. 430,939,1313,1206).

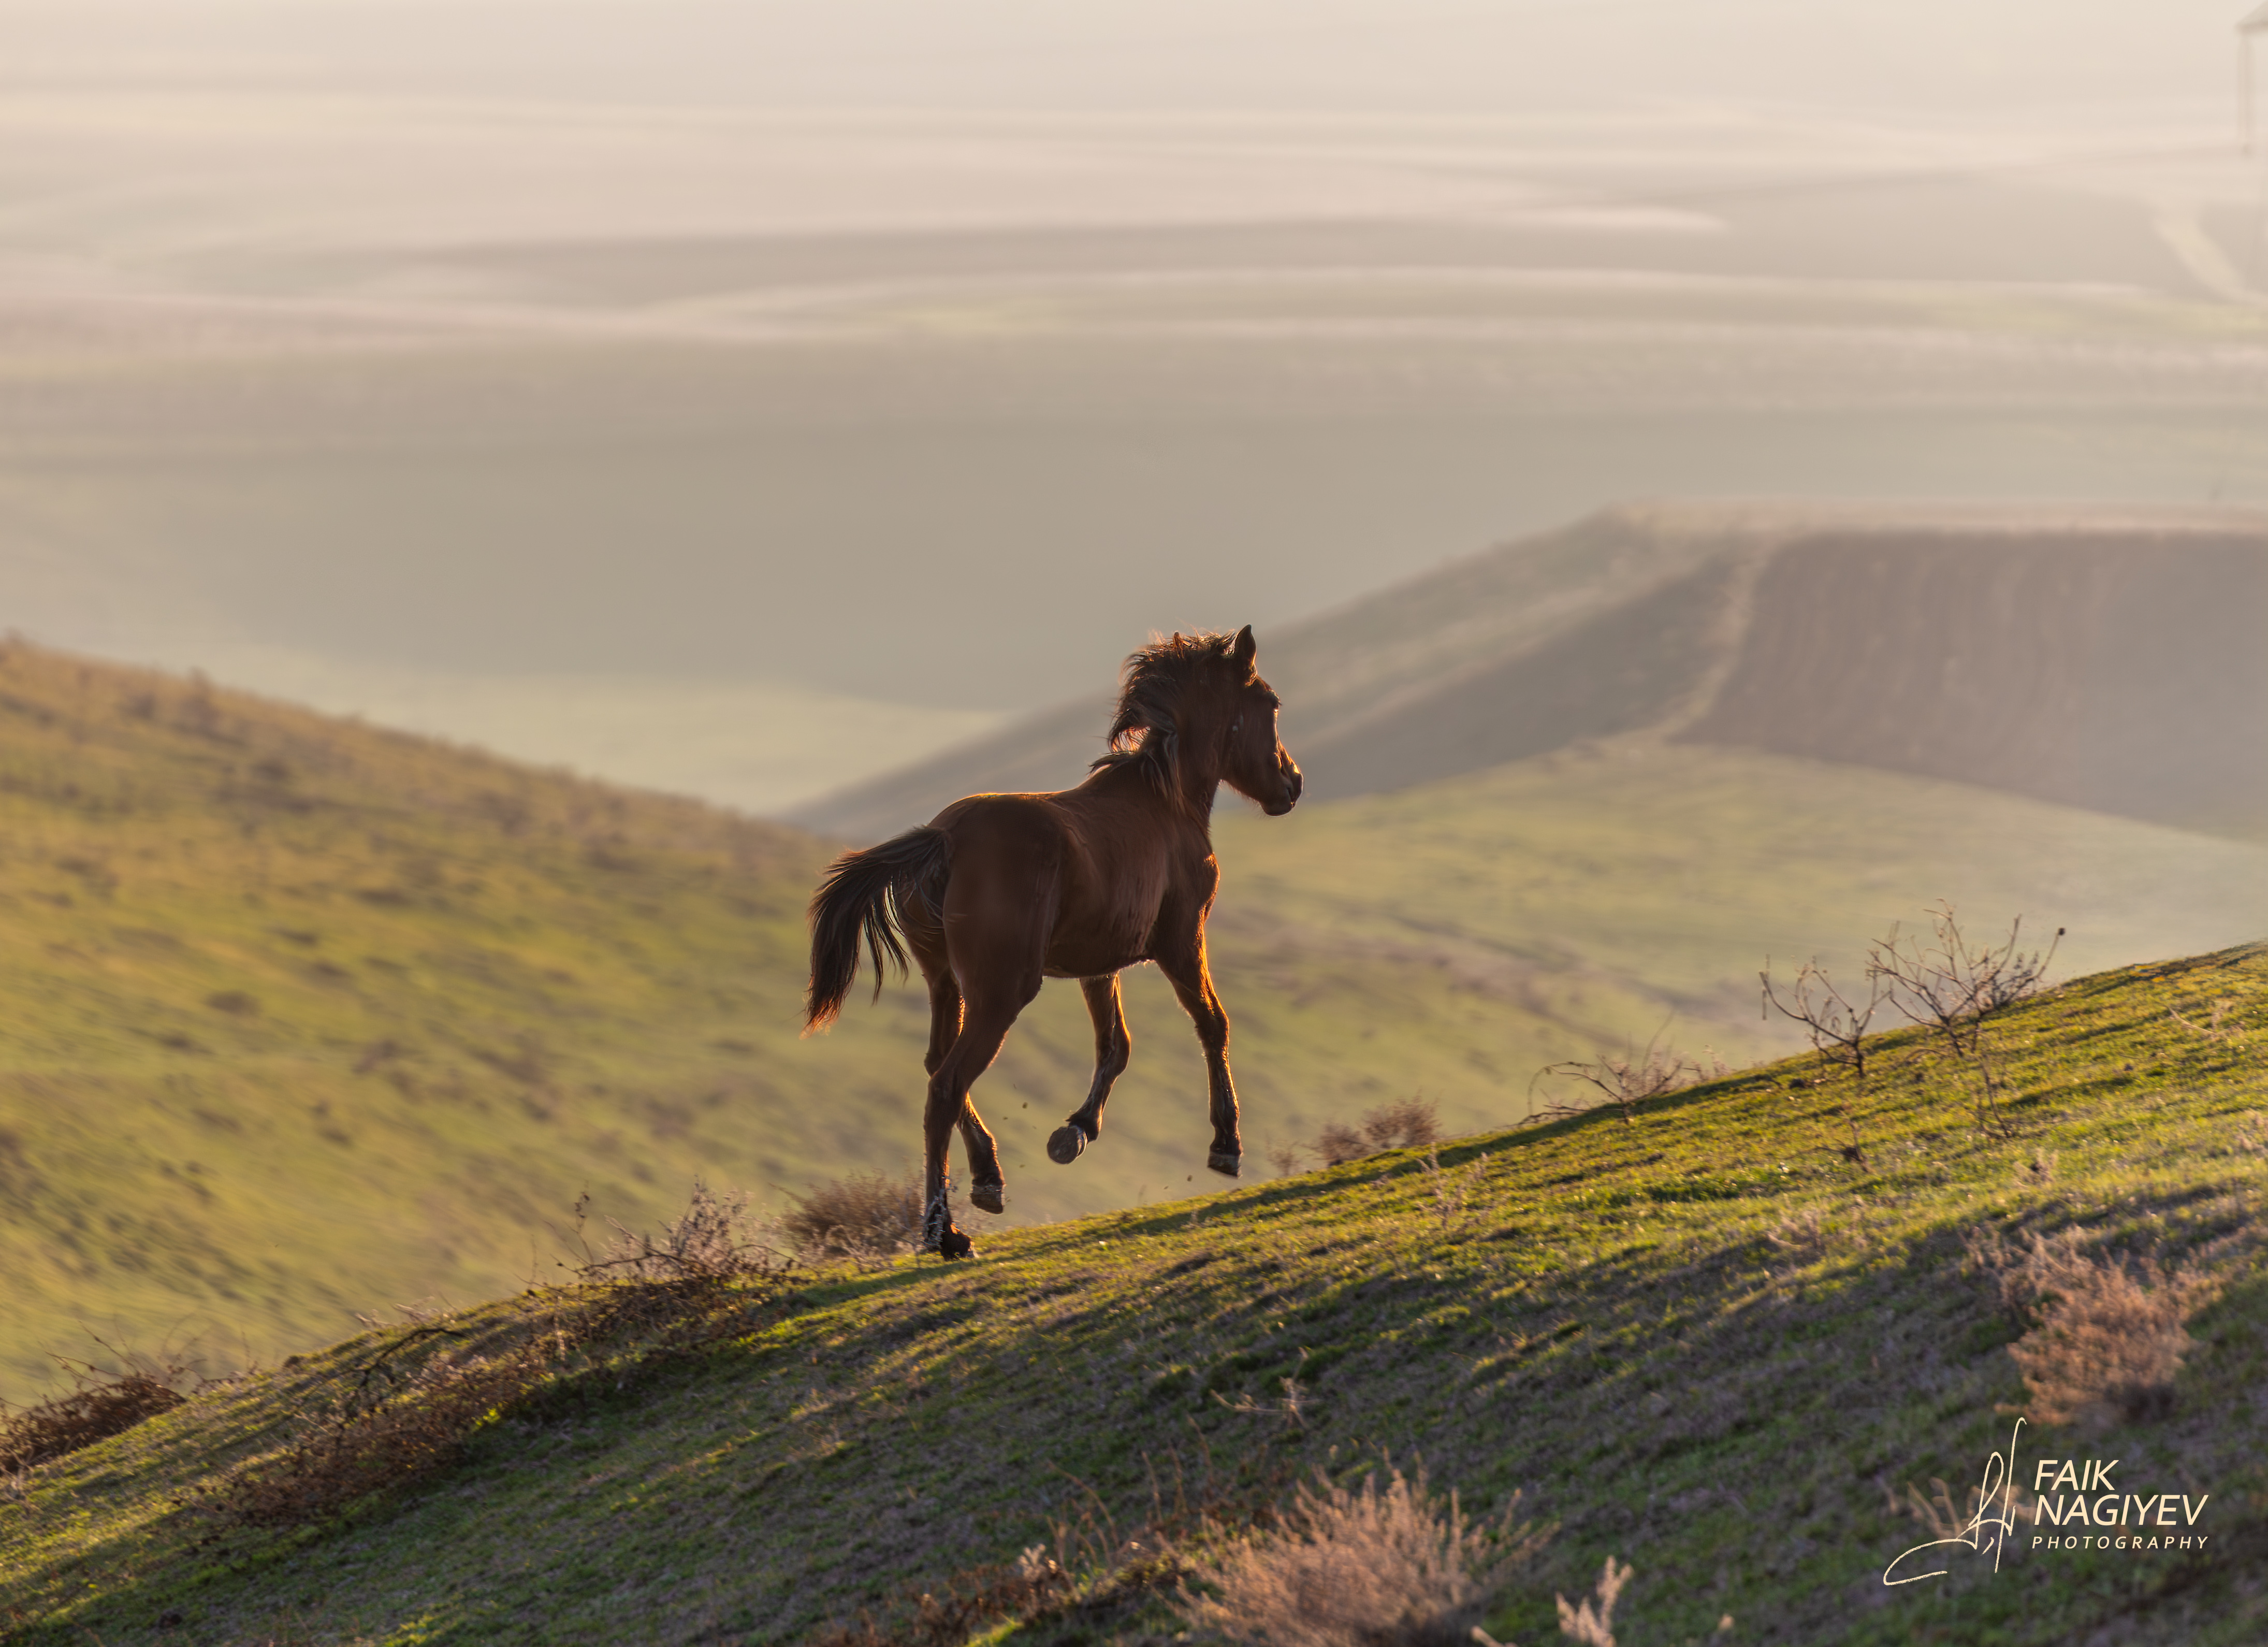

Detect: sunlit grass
1,941,2260,1644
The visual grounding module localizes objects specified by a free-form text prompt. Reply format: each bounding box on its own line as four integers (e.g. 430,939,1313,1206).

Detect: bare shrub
0,1359,187,1473
1869,904,2060,1138
221,1333,534,1527
1315,1099,1439,1167
1554,1554,1630,1646
1363,1096,1440,1153
1870,904,2060,1050
1534,1039,1720,1128
581,1181,777,1280
1172,1463,1543,1647
1965,1226,2223,1425
217,1186,788,1527
782,1170,923,1258
1760,958,1884,1083
1315,1122,1370,1167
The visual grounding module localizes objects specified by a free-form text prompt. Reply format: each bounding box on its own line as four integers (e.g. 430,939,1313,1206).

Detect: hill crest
786,500,2268,842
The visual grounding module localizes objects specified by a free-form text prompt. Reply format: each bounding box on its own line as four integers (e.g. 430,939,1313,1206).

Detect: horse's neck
1171,736,1225,823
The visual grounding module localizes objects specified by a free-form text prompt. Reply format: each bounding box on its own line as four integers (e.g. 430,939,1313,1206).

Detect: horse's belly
1042,933,1148,978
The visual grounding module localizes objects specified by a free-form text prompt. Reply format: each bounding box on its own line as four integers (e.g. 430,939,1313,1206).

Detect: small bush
1315,1122,1369,1167
0,1363,187,1473
1363,1096,1440,1153
782,1170,923,1257
1172,1463,1542,1647
1967,1226,2223,1425
581,1181,777,1281
1536,1044,1724,1126
1315,1099,1439,1166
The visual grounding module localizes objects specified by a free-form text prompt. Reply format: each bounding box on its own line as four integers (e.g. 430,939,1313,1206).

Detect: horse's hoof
937,1228,975,1260
1046,1124,1089,1165
970,1180,1006,1215
1207,1150,1242,1178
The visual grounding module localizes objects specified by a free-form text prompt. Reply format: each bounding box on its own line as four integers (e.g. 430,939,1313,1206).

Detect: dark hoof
934,1228,975,1260
970,1180,1006,1215
1046,1124,1090,1165
1207,1150,1242,1178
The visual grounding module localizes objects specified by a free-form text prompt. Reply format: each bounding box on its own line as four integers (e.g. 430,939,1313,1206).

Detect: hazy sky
6,0,2268,813
1,0,2251,124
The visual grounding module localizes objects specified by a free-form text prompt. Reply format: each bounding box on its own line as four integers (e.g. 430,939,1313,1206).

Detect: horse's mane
1090,630,1244,799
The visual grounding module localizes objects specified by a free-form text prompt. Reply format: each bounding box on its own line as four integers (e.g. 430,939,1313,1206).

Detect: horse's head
1097,625,1303,814
1220,625,1302,816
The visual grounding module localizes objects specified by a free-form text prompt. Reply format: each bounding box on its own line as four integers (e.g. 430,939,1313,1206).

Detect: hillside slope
0,640,846,1401
788,502,2268,843
6,643,2266,1409
3,945,2262,1645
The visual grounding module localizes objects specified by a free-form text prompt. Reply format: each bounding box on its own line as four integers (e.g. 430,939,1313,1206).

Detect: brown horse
804,626,1303,1257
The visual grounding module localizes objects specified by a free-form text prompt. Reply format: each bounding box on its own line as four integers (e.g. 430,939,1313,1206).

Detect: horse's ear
1231,624,1257,677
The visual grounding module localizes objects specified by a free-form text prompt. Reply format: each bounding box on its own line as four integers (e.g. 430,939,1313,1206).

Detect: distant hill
788,502,2268,843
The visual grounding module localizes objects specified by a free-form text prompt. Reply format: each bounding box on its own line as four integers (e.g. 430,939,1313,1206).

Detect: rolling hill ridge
790,501,2268,843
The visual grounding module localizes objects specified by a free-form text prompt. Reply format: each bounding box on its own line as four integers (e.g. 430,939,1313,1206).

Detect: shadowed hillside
789,502,2268,843
4,945,2262,1645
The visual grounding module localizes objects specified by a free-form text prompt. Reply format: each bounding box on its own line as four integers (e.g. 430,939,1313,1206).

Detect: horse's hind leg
924,966,1007,1215
921,965,962,1078
922,990,1030,1255
1048,973,1131,1165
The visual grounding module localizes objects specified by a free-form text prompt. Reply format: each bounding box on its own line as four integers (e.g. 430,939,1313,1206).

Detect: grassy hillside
6,641,2266,1410
0,639,853,1402
2,945,2261,1645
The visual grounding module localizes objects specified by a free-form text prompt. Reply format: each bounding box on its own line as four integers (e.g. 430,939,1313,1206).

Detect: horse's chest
1047,859,1172,973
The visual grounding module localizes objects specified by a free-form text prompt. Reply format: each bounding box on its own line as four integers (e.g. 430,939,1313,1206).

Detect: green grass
2,943,2262,1644
5,640,2265,1411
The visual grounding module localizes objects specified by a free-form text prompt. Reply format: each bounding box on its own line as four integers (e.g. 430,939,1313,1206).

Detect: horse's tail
804,826,952,1034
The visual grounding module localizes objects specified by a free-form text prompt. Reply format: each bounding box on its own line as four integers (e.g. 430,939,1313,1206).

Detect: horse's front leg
1048,973,1132,1165
1153,935,1241,1177
959,1099,1005,1214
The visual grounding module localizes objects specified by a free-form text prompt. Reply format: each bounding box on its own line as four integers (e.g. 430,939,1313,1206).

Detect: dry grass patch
0,1361,187,1474
783,1170,924,1259
1966,1225,2228,1426
1172,1463,1542,1647
1315,1097,1441,1166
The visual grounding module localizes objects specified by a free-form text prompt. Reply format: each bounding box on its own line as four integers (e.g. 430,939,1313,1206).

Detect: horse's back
927,784,1175,979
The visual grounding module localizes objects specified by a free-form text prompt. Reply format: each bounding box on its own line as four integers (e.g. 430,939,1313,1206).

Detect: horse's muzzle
1263,757,1303,815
